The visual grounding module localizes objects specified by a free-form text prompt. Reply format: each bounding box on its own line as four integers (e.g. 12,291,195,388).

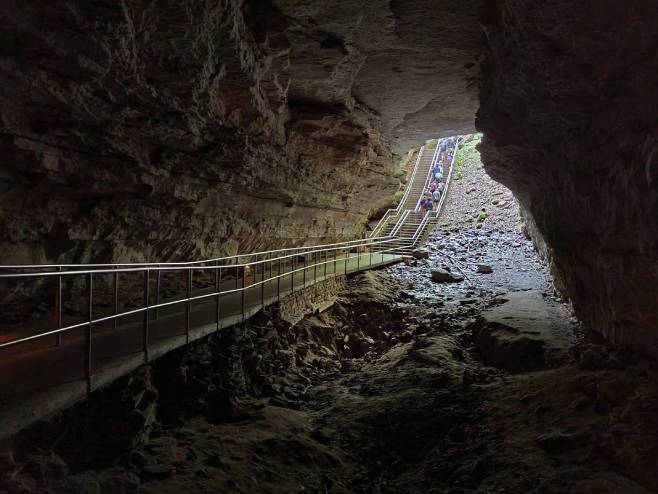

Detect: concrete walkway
0,251,400,440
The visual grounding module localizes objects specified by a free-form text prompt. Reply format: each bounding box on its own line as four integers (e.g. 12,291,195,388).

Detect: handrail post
56,266,62,346
235,256,239,290
334,249,337,276
303,253,307,287
186,268,192,344
261,259,265,308
85,272,93,395
241,265,246,319
143,269,149,362
313,252,317,284
113,268,119,332
344,248,348,274
323,251,327,279
215,261,221,332
154,266,161,320
291,253,295,294
277,257,281,300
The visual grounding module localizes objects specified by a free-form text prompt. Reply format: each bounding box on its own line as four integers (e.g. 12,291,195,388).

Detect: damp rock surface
476,0,658,355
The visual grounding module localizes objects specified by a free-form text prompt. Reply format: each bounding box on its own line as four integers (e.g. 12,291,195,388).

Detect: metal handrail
411,136,463,245
431,136,462,219
0,253,400,350
396,145,425,213
0,134,472,443
414,138,444,212
0,237,397,278
370,209,394,238
412,211,431,242
0,236,395,272
389,211,408,237
0,237,402,350
369,145,426,238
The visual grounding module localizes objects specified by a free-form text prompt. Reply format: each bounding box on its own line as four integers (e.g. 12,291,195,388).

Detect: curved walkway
1,242,401,440
0,136,460,440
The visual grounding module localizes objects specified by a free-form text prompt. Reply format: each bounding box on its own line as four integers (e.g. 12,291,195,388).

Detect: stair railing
411,135,464,245
414,139,443,212
369,145,426,238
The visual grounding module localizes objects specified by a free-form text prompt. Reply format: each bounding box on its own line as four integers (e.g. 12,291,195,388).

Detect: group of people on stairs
419,137,457,213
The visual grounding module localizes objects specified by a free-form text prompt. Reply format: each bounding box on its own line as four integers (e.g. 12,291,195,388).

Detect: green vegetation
425,138,438,147
474,211,488,228
490,192,503,205
453,133,483,175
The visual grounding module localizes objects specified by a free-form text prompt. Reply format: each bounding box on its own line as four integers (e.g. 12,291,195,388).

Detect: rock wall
477,1,658,354
0,1,388,264
0,0,483,266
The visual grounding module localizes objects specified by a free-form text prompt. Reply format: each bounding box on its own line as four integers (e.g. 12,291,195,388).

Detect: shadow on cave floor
4,139,658,494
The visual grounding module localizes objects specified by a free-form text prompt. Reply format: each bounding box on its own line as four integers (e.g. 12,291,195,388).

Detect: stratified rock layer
477,1,658,354
0,0,482,266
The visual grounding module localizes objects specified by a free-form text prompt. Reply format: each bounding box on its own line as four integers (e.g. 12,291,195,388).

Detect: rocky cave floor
6,223,658,494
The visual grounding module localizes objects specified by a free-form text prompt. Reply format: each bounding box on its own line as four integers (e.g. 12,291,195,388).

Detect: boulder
476,264,493,274
471,291,573,373
411,249,430,259
431,268,464,283
357,313,371,325
347,334,375,358
398,331,413,343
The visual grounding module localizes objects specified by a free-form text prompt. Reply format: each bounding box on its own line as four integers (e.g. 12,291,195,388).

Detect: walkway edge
0,256,401,441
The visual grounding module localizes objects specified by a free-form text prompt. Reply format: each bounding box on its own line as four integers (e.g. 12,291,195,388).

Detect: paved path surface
0,251,400,440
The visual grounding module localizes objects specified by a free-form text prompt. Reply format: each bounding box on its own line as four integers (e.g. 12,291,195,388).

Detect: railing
414,138,444,212
370,209,394,239
2,236,389,271
0,136,461,390
390,210,410,237
370,145,426,238
396,145,425,212
410,136,463,245
431,136,462,218
412,211,432,244
0,236,404,395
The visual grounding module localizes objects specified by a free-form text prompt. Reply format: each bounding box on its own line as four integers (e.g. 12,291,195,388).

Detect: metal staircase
370,136,461,253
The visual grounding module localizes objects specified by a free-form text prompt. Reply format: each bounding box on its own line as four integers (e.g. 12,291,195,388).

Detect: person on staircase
432,188,441,210
429,180,438,193
421,197,433,213
435,162,443,181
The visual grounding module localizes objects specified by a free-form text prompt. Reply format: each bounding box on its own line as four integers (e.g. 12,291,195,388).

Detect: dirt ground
4,136,658,494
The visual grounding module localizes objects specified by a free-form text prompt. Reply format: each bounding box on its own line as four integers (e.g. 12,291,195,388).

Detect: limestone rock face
2,0,654,361
477,1,658,356
0,0,483,266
